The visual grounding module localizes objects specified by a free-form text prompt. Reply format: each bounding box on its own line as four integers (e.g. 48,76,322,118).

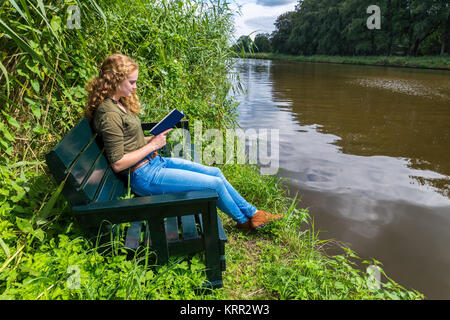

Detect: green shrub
0,0,236,299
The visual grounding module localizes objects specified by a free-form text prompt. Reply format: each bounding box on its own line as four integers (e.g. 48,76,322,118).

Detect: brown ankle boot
250,210,282,229
236,219,252,230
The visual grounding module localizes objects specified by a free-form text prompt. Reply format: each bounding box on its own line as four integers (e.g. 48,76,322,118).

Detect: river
231,58,450,299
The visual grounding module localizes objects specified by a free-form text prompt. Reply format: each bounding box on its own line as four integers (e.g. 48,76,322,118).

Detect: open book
150,109,185,136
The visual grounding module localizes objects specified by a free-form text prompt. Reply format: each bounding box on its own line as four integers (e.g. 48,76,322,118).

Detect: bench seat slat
73,190,219,213
70,141,103,187
109,178,126,201
81,155,109,200
125,221,142,249
144,221,152,247
94,168,115,202
181,215,199,240
53,118,94,168
165,217,179,242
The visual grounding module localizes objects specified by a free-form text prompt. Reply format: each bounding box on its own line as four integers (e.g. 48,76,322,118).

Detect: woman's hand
150,128,173,149
111,128,173,173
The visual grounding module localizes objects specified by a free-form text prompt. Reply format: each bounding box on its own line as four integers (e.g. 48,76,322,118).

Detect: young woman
84,53,282,230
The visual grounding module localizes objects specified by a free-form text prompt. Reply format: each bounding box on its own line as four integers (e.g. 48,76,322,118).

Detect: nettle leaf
4,146,13,156
32,229,45,242
33,124,46,135
25,60,41,76
10,193,26,203
30,79,40,94
50,15,62,34
17,69,29,79
32,105,42,119
16,217,33,233
0,122,15,142
7,116,19,129
0,237,10,258
24,97,42,120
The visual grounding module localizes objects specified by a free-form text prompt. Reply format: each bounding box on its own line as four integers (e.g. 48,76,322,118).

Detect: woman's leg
161,157,257,219
131,161,252,224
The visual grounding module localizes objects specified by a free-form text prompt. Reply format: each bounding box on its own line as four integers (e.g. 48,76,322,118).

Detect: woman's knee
210,166,224,178
210,176,226,192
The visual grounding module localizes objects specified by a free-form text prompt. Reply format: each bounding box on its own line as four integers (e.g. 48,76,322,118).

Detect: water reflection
231,58,450,299
353,78,449,99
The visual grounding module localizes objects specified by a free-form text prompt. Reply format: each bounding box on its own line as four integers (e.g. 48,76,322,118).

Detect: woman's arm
111,128,172,172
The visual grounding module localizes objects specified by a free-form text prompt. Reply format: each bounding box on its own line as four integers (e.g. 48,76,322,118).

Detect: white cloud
230,0,297,41
256,0,296,6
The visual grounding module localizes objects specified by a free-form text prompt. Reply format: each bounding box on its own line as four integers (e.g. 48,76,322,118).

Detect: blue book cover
149,109,185,136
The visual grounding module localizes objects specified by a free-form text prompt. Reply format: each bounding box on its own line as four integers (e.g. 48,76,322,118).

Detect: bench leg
201,201,223,289
148,218,169,265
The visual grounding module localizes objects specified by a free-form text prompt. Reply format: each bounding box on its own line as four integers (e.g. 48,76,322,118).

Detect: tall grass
0,0,238,299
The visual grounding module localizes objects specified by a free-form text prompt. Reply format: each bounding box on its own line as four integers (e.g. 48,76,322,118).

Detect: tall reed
0,0,238,299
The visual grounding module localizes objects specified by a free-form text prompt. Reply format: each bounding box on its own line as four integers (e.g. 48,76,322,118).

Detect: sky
230,0,298,41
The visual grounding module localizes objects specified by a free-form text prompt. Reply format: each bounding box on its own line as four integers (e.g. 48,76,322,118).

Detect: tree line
234,0,450,56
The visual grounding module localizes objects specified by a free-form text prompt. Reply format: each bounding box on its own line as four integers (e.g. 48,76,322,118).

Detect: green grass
243,52,450,70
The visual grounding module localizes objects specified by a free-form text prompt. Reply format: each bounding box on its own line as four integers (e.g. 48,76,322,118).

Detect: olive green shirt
92,97,146,168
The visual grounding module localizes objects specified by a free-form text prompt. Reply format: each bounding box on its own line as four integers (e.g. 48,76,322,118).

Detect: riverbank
243,53,450,70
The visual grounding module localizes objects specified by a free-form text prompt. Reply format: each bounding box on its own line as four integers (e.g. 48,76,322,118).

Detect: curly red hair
84,54,141,120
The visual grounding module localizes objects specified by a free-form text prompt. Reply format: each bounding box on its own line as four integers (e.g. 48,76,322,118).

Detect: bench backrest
45,117,126,207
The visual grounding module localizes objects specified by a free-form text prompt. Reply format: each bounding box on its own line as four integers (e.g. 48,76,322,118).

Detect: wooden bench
45,117,227,289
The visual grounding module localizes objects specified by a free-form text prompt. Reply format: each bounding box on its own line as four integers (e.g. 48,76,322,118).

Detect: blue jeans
130,154,257,224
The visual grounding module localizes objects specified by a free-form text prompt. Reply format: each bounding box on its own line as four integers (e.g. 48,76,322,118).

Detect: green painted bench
45,117,227,289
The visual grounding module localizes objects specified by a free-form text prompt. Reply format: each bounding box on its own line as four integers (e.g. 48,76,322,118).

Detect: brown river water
231,58,450,299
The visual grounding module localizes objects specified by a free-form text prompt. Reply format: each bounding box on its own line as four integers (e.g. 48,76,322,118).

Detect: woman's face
116,68,138,98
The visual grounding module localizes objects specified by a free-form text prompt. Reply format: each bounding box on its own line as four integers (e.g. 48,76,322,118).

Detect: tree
271,11,297,54
393,0,448,56
232,35,253,54
341,0,381,55
254,33,272,53
269,0,448,56
441,12,450,54
409,1,447,56
313,0,344,55
287,0,320,55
